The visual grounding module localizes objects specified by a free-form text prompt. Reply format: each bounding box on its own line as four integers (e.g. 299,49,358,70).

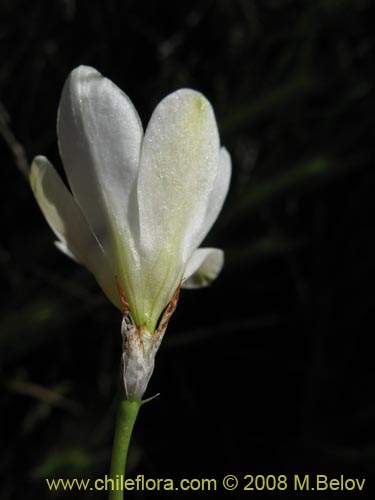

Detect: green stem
108,399,141,500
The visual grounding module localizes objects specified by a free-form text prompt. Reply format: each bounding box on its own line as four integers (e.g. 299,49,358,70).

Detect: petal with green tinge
136,89,220,329
182,248,224,288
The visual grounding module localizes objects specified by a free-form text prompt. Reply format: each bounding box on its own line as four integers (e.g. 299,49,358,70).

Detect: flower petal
138,89,220,261
54,240,79,262
136,89,220,328
196,147,232,246
57,65,142,256
30,156,121,309
182,248,224,288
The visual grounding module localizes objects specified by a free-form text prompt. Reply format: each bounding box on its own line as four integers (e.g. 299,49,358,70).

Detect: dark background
0,0,373,498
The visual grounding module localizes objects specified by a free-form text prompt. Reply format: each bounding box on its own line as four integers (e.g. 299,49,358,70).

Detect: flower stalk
109,399,142,500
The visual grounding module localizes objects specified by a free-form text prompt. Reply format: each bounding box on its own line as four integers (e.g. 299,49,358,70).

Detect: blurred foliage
0,0,373,498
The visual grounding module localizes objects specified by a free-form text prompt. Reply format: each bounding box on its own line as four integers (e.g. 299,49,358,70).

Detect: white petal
136,89,220,329
57,65,142,256
196,147,231,246
138,89,220,261
30,156,87,263
54,240,78,262
182,248,224,288
30,156,121,309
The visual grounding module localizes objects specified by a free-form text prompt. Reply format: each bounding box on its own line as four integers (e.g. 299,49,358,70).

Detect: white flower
30,66,231,399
